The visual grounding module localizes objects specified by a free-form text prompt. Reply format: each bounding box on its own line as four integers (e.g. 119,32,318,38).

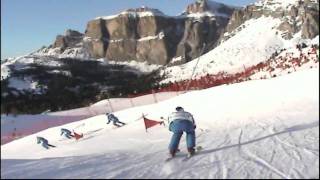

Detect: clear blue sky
1,0,256,59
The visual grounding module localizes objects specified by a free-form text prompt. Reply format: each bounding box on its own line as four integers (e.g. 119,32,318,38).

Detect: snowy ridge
254,0,300,11
95,1,235,21
181,0,236,19
1,68,319,178
32,46,91,60
95,7,166,20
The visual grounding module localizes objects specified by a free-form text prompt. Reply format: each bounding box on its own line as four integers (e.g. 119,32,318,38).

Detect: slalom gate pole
184,43,206,93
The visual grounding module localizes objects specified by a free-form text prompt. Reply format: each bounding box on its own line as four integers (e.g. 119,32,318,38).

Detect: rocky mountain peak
53,29,83,49
185,0,211,13
183,0,235,18
122,6,165,16
39,0,318,65
64,29,83,37
223,0,319,41
45,0,237,65
95,6,166,20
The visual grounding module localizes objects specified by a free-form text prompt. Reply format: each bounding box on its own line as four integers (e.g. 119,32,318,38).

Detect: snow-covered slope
1,91,182,145
1,68,319,178
160,14,319,84
255,0,309,10
0,55,63,93
32,46,92,60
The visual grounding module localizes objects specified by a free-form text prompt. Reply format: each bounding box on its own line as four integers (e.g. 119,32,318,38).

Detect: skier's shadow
199,120,319,155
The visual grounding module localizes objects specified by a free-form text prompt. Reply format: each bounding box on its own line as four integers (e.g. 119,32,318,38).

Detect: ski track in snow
1,120,318,178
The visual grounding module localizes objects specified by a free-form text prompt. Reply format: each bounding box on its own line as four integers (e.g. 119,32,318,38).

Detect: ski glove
169,122,173,132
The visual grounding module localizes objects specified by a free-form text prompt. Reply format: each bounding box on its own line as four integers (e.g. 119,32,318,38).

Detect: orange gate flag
143,115,164,132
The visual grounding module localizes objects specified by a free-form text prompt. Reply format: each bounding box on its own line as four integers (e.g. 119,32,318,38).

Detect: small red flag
143,116,164,132
73,131,83,140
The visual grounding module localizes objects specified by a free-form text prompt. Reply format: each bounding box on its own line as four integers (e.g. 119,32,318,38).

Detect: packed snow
1,67,319,178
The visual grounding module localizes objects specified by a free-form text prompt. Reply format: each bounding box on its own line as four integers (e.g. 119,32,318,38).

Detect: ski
165,149,182,162
182,146,203,161
165,157,175,162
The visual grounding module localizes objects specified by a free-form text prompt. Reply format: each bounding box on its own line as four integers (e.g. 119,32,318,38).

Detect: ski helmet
176,106,184,111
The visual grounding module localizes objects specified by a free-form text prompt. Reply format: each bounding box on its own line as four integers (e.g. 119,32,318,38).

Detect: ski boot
187,147,195,158
169,149,176,158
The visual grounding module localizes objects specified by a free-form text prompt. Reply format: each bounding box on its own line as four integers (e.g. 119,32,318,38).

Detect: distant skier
106,113,126,127
36,136,56,149
60,128,74,139
168,106,196,157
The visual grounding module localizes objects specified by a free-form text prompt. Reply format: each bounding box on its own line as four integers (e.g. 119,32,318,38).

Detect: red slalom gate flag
143,115,164,132
73,131,83,140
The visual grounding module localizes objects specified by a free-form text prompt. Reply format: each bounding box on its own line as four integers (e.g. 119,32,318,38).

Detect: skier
60,128,74,139
36,136,56,149
168,106,196,157
106,113,126,127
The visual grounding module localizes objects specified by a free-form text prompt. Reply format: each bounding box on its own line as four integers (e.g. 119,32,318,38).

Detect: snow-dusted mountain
1,55,161,114
1,0,319,114
1,67,318,178
1,1,319,177
30,0,238,65
95,6,167,20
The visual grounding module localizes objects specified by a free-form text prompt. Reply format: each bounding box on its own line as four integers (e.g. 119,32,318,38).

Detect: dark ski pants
169,131,195,152
42,143,56,149
64,133,74,139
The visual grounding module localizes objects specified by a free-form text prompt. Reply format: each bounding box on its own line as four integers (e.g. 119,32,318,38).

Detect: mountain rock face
224,0,319,40
82,8,184,65
47,0,319,65
51,0,236,65
53,29,84,51
174,0,235,64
